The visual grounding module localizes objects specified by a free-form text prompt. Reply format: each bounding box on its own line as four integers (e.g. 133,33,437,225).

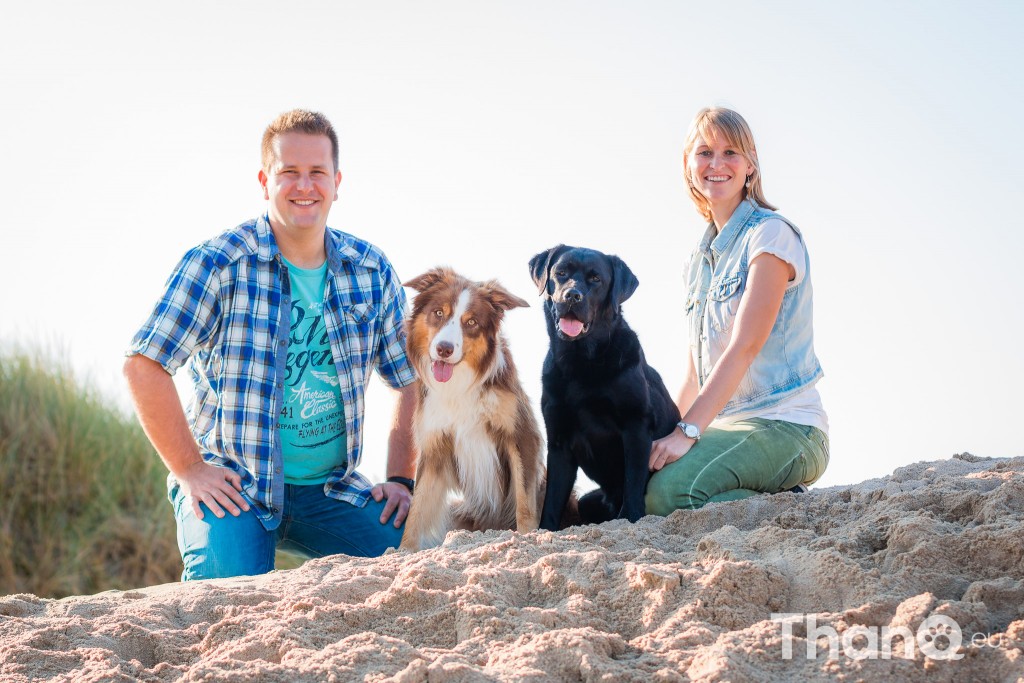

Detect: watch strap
386,475,415,493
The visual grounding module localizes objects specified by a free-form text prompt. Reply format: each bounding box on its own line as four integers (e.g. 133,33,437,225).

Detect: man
124,109,417,580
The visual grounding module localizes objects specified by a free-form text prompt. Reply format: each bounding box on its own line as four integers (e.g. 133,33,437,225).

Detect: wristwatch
386,476,415,493
677,421,701,442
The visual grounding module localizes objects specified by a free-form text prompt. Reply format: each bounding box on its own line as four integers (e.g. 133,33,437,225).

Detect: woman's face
685,133,754,211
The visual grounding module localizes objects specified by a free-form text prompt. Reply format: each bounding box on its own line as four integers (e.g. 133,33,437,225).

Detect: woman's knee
645,468,707,516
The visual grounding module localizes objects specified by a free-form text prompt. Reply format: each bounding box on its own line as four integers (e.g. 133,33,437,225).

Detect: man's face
259,132,341,235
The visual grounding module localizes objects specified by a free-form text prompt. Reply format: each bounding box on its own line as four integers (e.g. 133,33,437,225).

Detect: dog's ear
609,255,639,306
403,267,454,293
528,245,568,298
480,280,530,312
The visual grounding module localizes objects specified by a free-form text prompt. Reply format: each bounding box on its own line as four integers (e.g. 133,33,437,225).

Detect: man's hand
371,481,412,528
178,461,250,520
375,383,417,528
649,429,696,472
125,355,251,521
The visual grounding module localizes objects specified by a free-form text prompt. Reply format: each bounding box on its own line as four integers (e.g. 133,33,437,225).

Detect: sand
2,452,1023,682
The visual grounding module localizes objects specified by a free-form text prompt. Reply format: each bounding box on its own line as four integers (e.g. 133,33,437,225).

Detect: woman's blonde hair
682,107,776,222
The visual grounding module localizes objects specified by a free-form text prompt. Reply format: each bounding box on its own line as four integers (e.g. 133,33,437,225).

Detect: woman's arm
675,352,700,417
650,252,794,471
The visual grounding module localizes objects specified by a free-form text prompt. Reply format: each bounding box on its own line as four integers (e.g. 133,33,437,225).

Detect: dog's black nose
436,341,454,359
565,288,583,304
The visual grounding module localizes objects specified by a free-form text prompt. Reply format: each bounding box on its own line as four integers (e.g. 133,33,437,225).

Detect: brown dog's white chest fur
419,373,511,520
400,268,543,551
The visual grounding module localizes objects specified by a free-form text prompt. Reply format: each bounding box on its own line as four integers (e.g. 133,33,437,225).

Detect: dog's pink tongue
431,360,454,383
559,317,584,337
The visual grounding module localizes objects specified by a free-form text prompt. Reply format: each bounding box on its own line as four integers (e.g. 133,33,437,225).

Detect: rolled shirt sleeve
372,257,417,390
127,246,221,374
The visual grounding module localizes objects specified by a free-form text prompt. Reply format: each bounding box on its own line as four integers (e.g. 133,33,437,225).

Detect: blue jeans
170,482,404,581
645,418,829,514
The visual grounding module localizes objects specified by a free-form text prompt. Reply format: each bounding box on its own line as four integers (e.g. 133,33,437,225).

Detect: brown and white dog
399,267,545,551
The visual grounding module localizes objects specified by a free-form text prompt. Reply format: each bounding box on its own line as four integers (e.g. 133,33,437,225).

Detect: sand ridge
2,453,1023,681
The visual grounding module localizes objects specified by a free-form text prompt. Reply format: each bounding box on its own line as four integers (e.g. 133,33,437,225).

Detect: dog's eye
433,309,444,318
589,275,601,283
466,318,477,327
554,270,566,278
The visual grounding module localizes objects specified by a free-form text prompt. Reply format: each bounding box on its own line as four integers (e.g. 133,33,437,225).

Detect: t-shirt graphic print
278,258,347,484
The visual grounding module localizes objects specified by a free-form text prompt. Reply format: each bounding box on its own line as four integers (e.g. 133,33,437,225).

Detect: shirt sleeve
372,258,417,389
126,246,222,374
747,218,807,287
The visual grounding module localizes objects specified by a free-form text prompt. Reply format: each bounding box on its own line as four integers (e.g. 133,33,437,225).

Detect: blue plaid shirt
128,215,416,530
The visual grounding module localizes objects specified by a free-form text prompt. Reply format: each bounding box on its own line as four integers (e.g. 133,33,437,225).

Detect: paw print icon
918,615,964,660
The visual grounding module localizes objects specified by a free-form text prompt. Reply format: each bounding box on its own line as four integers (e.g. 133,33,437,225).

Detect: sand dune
2,453,1023,681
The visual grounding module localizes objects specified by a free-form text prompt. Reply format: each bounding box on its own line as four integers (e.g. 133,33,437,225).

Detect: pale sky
1,1,1021,490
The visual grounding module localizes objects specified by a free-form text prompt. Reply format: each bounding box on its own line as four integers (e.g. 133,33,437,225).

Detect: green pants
645,418,829,515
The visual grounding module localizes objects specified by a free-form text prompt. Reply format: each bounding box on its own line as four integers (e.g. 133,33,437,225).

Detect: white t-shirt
712,219,829,434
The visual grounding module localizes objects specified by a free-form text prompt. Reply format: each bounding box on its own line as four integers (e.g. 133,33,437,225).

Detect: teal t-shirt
278,258,347,484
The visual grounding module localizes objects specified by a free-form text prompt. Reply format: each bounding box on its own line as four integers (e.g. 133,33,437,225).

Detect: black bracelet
386,476,415,493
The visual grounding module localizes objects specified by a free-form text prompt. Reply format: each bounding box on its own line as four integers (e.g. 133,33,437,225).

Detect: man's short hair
261,109,340,173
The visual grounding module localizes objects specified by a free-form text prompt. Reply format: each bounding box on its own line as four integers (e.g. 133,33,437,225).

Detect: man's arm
123,354,250,520
370,383,418,527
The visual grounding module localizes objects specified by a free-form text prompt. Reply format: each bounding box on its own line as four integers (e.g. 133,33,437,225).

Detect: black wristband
386,476,415,493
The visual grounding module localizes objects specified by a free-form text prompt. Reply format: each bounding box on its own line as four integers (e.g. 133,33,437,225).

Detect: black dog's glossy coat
529,245,680,529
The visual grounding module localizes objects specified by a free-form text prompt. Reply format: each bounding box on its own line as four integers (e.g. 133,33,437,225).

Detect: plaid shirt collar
254,214,374,273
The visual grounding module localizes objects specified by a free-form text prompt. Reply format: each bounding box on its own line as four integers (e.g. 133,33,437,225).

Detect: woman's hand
649,429,697,472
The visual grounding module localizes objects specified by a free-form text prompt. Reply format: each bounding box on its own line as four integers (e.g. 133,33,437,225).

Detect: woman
645,107,829,514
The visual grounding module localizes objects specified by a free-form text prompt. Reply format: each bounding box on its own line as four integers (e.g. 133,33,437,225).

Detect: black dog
529,245,680,529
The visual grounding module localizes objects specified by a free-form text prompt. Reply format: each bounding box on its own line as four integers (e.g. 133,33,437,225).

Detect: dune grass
0,347,183,598
0,346,309,599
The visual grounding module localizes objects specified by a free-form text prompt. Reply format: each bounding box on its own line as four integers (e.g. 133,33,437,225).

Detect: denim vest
684,199,823,416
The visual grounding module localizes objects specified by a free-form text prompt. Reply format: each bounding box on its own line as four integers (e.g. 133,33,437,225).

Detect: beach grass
0,346,307,599
0,346,182,598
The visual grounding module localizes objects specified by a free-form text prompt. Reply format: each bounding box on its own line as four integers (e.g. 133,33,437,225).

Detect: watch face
685,425,699,438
